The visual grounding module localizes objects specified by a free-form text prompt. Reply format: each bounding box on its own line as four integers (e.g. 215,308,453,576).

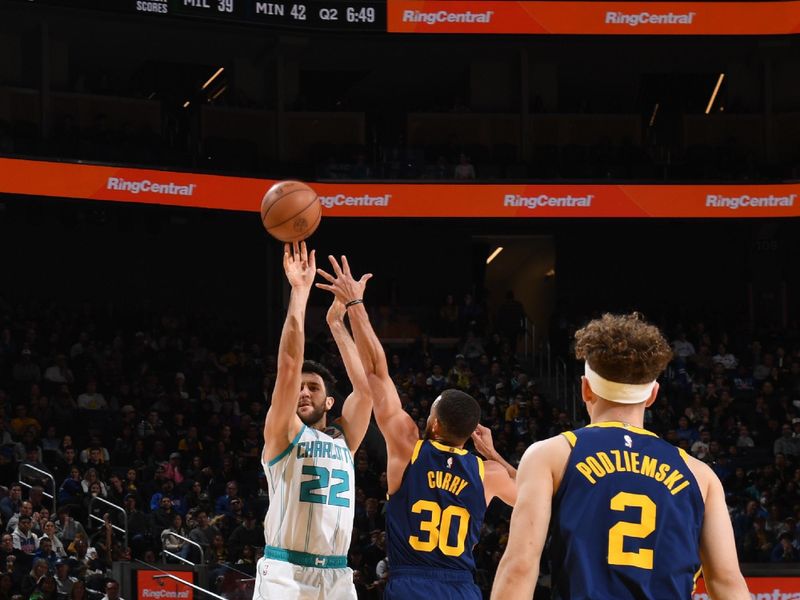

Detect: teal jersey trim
267,425,307,467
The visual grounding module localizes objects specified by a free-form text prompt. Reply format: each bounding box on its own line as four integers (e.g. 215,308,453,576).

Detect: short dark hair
434,389,481,445
302,360,336,396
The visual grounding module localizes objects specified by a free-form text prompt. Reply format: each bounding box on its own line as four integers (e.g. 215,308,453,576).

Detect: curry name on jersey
263,424,355,558
551,422,705,600
386,439,486,571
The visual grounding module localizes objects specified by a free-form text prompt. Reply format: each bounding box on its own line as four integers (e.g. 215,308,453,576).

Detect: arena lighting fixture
201,67,225,90
182,101,190,108
210,85,228,100
486,247,503,264
705,73,725,115
648,103,659,127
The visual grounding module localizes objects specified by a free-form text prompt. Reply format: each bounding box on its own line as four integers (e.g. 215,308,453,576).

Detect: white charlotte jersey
263,424,355,557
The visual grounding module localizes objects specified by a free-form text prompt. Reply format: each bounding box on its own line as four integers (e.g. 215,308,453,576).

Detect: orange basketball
260,180,322,243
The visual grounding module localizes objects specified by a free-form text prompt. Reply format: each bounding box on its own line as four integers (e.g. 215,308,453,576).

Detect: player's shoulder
679,452,716,499
518,434,573,473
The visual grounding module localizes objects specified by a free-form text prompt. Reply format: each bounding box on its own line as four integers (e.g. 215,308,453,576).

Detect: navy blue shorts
385,566,481,600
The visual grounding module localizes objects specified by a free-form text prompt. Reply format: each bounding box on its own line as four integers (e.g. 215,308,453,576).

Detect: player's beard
298,403,327,427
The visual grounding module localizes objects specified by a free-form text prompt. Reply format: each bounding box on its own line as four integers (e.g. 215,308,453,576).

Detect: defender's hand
316,255,372,305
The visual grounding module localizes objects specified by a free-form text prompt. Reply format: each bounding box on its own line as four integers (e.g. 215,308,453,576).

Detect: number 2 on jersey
408,500,470,557
608,492,656,569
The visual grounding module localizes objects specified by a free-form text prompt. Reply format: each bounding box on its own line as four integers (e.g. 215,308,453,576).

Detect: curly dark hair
574,312,672,384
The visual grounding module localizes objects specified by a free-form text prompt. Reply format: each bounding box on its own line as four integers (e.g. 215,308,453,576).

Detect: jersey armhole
561,430,577,448
265,425,307,467
410,439,424,464
477,456,485,481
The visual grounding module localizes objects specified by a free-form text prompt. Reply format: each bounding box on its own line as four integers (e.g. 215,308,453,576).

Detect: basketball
260,180,322,243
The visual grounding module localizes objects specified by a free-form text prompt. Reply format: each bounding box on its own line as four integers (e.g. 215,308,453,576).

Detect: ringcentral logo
504,194,593,209
705,193,796,209
605,11,696,26
402,10,494,25
318,194,391,209
106,177,196,196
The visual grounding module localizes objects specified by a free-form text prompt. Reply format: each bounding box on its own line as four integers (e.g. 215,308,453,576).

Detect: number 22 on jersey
408,500,471,557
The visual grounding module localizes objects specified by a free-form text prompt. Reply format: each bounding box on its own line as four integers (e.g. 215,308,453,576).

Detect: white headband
584,362,656,404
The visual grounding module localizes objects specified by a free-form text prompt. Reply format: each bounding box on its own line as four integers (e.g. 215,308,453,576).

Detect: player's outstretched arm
491,437,569,600
693,459,750,599
325,295,373,454
263,241,315,462
472,424,517,506
317,255,419,491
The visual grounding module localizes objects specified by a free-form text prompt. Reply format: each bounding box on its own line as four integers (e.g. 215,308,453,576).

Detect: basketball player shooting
254,241,373,600
491,313,750,600
317,255,516,600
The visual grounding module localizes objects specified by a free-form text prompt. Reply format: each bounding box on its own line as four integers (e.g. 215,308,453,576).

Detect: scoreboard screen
19,0,386,31
12,0,800,35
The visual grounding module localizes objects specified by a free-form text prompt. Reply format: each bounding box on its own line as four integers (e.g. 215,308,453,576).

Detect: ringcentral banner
387,0,800,35
136,570,195,600
694,577,800,599
0,157,798,218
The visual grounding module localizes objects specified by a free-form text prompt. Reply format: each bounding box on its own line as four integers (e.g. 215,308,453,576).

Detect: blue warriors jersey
386,439,486,572
551,422,705,600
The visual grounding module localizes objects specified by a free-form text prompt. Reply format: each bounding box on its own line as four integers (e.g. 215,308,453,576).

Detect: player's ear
644,382,659,408
580,376,594,405
325,395,335,411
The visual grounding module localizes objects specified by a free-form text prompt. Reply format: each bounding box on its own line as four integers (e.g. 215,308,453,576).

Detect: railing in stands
555,357,568,407
160,530,205,566
88,496,128,550
18,463,56,516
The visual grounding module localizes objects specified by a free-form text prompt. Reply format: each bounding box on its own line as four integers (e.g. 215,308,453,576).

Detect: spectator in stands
54,508,86,548
672,331,696,360
69,579,89,600
454,153,476,180
713,343,738,371
161,513,188,558
41,522,65,558
77,381,107,411
20,559,48,599
43,355,74,386
0,486,22,525
12,349,41,385
100,579,122,600
214,482,239,515
163,453,184,485
80,469,107,498
771,532,800,562
54,559,76,597
774,423,798,457
29,573,58,600
33,537,57,570
227,511,262,563
10,404,40,437
183,510,218,562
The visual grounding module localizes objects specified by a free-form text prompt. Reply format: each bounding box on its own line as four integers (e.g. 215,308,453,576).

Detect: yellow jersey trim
692,567,703,594
562,431,578,447
678,447,691,463
410,440,423,464
585,421,658,438
430,440,469,455
477,457,485,481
